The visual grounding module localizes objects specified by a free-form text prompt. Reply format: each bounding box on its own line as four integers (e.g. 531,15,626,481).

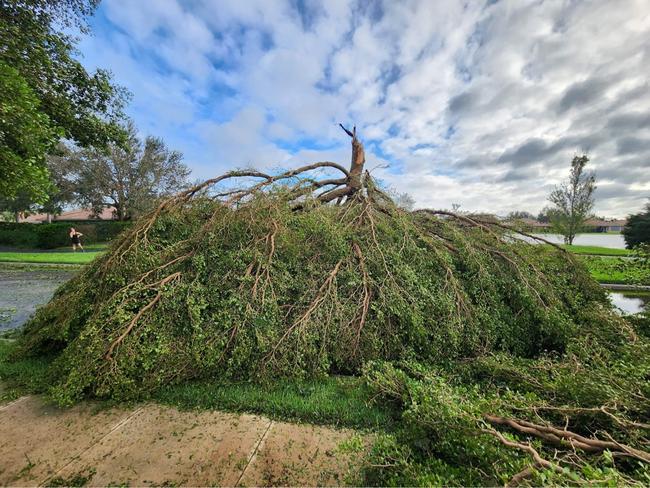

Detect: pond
608,290,649,315
0,266,77,331
532,233,626,249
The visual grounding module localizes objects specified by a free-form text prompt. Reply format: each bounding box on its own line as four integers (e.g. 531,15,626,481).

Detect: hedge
0,221,131,249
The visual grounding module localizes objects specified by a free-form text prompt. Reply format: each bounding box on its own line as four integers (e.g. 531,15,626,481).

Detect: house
20,207,117,223
584,218,627,233
517,218,552,230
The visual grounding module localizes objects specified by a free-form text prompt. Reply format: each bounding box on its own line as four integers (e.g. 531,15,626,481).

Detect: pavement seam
0,395,28,412
235,418,274,487
38,404,146,487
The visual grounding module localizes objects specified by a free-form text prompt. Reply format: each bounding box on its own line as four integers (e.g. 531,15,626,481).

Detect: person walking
69,227,84,252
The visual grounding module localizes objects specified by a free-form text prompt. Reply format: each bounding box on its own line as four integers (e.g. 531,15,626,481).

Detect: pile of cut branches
12,126,649,484
13,126,609,398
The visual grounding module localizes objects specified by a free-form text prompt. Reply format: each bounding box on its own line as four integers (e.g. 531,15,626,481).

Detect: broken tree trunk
319,124,366,204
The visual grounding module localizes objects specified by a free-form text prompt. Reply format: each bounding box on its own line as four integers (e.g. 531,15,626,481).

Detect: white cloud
80,0,650,217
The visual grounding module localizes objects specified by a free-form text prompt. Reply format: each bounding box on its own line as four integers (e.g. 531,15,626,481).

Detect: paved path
0,396,368,486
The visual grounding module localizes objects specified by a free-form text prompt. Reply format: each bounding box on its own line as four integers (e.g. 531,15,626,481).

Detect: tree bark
340,124,365,194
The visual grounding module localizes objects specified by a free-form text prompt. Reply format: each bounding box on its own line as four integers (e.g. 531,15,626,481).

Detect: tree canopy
548,155,596,244
0,0,128,202
67,122,191,220
623,201,650,249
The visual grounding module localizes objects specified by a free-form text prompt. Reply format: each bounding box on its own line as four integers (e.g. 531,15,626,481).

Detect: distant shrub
0,221,131,249
0,223,39,248
623,204,650,249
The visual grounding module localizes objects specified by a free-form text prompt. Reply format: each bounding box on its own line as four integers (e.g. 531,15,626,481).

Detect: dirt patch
0,396,370,486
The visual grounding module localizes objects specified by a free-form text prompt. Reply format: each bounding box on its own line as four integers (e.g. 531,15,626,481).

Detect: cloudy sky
78,0,650,217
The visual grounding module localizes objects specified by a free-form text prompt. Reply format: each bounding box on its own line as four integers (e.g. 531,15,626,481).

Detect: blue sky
77,0,650,217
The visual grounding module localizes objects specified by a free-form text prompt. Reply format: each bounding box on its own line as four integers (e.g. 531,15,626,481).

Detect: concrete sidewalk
0,396,368,486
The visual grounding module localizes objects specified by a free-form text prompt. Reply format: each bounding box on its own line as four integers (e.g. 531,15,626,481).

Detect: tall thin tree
548,155,596,245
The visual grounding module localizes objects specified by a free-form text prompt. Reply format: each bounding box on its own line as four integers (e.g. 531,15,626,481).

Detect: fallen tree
13,126,649,485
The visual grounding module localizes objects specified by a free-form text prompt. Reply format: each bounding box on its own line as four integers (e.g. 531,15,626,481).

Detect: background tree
0,144,78,223
388,190,415,211
38,145,79,222
69,123,191,220
0,0,128,201
506,210,535,220
0,191,36,223
547,155,596,245
537,207,553,223
623,201,650,249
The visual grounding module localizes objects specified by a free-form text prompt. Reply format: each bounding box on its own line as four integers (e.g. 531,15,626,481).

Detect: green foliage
624,203,650,249
363,316,650,485
0,340,54,402
548,155,596,245
581,254,650,285
12,185,611,407
0,221,130,249
0,0,128,200
65,122,190,220
5,176,650,485
0,63,59,202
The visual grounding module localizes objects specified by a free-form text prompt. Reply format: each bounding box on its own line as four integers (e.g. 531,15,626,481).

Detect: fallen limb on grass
484,414,650,463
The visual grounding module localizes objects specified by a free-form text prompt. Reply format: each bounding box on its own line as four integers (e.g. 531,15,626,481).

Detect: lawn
52,243,108,252
581,255,650,285
563,244,631,256
0,251,102,264
155,377,395,429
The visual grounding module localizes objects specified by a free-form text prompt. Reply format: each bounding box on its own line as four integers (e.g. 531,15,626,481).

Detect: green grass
0,340,53,402
155,376,395,429
581,255,650,285
563,244,631,256
52,243,108,251
0,251,102,264
0,339,394,429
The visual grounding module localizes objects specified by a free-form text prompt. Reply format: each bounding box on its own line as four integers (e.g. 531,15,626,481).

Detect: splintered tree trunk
318,125,366,204
346,127,366,193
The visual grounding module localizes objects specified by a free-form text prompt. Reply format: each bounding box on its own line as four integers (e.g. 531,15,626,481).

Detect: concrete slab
0,396,134,486
237,421,366,487
52,404,270,487
0,396,370,487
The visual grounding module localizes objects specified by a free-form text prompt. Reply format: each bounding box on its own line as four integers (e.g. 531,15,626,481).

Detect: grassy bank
0,251,102,265
562,244,631,256
581,255,650,285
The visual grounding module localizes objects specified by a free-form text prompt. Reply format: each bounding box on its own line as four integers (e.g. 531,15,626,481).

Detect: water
608,291,649,315
532,233,626,249
0,266,77,331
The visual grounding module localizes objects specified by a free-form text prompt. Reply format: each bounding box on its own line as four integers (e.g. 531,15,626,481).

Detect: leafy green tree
0,0,128,201
0,63,59,202
623,201,650,249
548,155,596,245
69,122,191,220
